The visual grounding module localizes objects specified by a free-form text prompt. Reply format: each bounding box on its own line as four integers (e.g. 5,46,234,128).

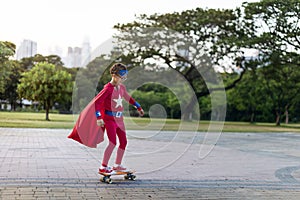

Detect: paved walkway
0,128,300,199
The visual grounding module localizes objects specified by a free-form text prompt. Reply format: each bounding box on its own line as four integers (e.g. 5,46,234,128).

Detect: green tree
260,52,300,125
17,62,73,120
129,84,181,118
19,54,69,72
0,60,22,110
17,54,76,113
113,7,253,120
242,0,300,125
226,69,272,123
0,41,15,62
0,41,16,93
243,0,300,53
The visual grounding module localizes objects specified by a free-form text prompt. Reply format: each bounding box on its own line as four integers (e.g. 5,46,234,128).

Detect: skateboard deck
99,170,136,184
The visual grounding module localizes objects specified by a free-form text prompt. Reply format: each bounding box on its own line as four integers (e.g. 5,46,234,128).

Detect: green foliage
130,86,180,118
113,5,252,120
0,41,16,93
241,0,300,124
244,0,300,51
0,60,22,110
17,62,73,120
0,41,15,62
1,1,300,126
226,49,300,124
226,70,272,122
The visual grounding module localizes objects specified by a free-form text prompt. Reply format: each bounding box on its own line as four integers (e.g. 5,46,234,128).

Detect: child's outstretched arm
122,85,144,117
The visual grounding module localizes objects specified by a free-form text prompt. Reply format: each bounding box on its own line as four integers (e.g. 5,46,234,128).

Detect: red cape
68,98,105,148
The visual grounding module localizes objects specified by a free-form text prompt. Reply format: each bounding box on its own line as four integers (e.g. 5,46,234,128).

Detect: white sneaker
99,166,113,174
113,164,127,172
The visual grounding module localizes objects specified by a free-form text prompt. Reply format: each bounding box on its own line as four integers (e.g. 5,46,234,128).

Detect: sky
1,0,258,56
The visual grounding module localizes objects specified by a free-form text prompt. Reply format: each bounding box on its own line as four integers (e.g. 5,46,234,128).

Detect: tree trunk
18,99,22,110
45,107,50,121
285,106,289,124
45,100,50,121
250,112,255,124
275,111,281,126
11,101,16,111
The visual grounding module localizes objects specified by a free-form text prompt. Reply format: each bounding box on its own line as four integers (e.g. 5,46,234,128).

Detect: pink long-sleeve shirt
94,82,140,120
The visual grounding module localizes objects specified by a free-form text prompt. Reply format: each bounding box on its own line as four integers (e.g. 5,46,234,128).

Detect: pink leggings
101,119,127,167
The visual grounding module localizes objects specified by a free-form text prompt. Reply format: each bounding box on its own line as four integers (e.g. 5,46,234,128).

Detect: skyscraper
65,47,82,68
81,38,91,66
16,39,37,60
63,38,92,68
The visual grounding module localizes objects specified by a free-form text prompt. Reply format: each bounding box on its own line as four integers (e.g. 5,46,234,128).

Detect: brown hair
110,63,127,75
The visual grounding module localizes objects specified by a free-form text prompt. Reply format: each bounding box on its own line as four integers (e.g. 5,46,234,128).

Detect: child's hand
97,119,105,127
138,109,144,117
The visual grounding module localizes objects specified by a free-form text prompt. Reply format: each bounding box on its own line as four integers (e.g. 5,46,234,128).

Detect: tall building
65,47,82,68
81,38,91,66
63,39,92,68
73,47,82,67
16,39,37,60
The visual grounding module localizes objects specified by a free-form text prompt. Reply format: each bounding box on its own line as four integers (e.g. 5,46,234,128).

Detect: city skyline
15,38,92,68
1,0,258,57
16,39,37,60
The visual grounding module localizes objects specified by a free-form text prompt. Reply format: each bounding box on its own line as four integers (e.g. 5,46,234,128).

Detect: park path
0,128,300,199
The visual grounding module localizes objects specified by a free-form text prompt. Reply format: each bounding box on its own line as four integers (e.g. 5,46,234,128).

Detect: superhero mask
118,69,128,80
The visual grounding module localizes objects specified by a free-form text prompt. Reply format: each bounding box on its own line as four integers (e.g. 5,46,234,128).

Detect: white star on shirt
113,94,123,108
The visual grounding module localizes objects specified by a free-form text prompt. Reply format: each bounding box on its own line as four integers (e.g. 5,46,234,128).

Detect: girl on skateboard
95,63,144,173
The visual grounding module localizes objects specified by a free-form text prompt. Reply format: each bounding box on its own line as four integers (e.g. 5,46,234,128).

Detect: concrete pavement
0,127,300,199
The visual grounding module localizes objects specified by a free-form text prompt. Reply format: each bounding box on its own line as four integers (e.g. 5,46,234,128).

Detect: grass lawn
0,111,300,132
0,112,76,129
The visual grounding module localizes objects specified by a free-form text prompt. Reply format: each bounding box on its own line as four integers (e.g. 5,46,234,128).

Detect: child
95,63,144,173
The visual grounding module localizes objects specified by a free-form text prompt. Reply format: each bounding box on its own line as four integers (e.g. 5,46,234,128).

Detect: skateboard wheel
124,174,136,181
102,176,112,184
130,175,136,180
106,178,112,184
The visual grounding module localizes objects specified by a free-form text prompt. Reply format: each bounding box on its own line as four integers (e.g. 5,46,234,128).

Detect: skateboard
99,170,136,184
